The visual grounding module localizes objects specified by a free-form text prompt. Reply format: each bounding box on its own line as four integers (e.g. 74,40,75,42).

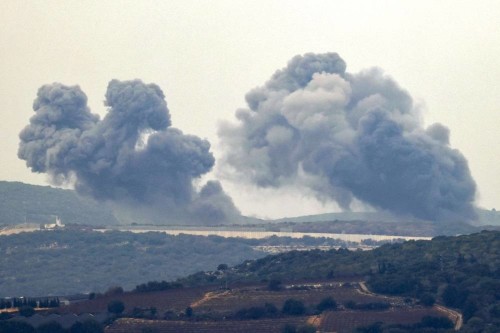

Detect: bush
0,320,35,333
282,299,306,316
0,313,11,321
234,303,278,320
217,264,228,271
19,305,35,317
268,279,282,291
264,302,278,315
317,297,337,312
419,293,436,307
104,286,123,296
135,281,183,293
235,306,266,320
37,321,65,333
70,319,104,333
107,300,125,315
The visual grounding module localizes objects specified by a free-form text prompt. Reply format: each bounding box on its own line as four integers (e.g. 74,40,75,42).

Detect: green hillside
0,181,118,226
0,230,265,297
183,231,500,332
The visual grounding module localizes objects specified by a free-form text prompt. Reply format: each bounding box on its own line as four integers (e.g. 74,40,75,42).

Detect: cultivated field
58,286,214,314
193,282,389,313
318,308,446,333
55,280,458,332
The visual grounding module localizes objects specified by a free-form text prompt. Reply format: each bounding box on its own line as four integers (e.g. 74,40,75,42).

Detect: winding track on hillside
358,282,463,330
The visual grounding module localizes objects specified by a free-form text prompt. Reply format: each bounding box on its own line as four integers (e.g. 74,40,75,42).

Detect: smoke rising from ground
19,80,240,225
219,53,477,222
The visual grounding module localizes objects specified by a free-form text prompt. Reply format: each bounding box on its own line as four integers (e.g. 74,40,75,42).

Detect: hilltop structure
43,216,64,230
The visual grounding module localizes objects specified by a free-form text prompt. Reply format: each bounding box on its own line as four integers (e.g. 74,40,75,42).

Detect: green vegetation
36,321,65,333
0,319,104,333
182,230,500,332
234,303,278,320
0,181,117,226
107,300,125,315
316,297,337,312
281,299,306,316
134,281,183,293
18,306,35,318
0,230,264,296
0,229,395,297
0,320,35,333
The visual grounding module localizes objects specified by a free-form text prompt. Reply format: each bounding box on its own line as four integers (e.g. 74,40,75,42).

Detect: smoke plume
219,53,477,222
19,79,240,225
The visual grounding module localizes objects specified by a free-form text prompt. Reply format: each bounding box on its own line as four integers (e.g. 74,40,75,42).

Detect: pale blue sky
1,1,499,218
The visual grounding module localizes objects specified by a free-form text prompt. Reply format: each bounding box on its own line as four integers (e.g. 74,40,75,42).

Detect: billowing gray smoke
19,79,240,225
219,53,477,222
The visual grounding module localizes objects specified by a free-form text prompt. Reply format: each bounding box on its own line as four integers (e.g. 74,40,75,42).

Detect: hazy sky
1,1,499,219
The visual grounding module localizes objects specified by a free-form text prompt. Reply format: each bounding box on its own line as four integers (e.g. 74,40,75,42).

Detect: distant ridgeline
273,210,500,227
1,181,499,228
0,181,118,226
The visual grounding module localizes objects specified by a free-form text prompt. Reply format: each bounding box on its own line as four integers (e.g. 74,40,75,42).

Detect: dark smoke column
19,80,240,225
219,52,477,222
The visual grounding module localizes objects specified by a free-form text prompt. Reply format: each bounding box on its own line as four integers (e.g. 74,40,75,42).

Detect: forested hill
184,231,500,331
0,181,118,226
0,229,265,297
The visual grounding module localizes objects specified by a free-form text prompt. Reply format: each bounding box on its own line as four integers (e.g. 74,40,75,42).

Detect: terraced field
57,280,458,333
193,282,389,314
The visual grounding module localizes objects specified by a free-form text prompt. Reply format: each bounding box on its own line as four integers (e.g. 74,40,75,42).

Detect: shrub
70,319,104,333
104,286,123,296
264,302,278,315
0,320,35,333
419,293,436,307
235,306,266,320
135,281,183,293
282,299,306,316
268,279,282,291
37,321,65,333
317,296,337,312
107,300,125,315
19,305,35,317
